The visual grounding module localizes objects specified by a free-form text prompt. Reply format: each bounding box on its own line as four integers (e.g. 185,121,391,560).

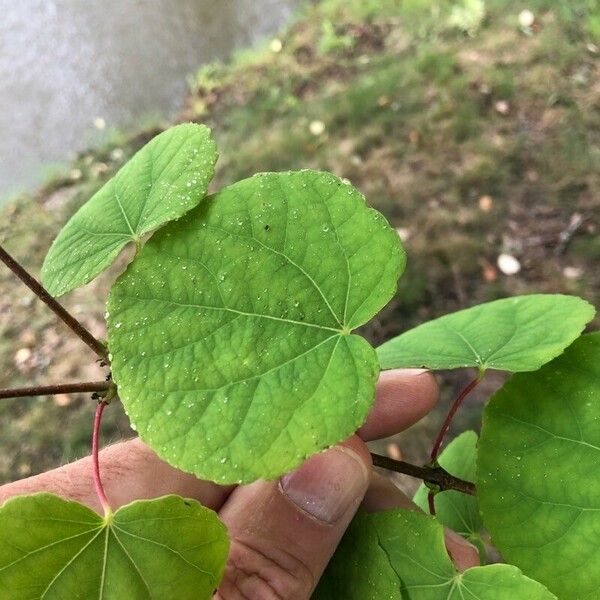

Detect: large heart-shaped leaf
478,332,600,600
377,295,594,372
413,431,485,558
0,493,229,599
108,170,405,484
41,123,218,296
315,509,556,599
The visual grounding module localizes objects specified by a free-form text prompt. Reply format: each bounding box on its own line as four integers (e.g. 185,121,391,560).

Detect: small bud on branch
370,453,476,496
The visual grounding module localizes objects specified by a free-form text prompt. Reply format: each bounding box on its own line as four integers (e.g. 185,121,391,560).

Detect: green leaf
317,509,556,599
413,431,485,558
0,493,229,599
108,170,405,484
313,511,401,600
41,123,218,297
478,332,600,600
377,294,595,372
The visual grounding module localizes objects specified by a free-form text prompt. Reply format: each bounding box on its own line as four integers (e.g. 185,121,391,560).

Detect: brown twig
0,381,111,400
428,491,436,515
370,453,476,496
0,245,107,358
555,212,584,255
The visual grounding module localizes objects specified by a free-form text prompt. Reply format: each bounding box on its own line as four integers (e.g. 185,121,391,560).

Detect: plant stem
92,401,112,517
427,491,436,515
430,372,483,463
370,453,476,496
0,245,107,359
424,371,484,514
0,381,111,400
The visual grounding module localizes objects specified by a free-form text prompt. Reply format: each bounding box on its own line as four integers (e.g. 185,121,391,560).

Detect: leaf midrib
133,127,182,233
112,523,215,578
109,526,152,595
98,526,110,600
0,526,102,573
117,294,342,333
41,526,105,598
200,222,344,328
137,334,340,396
500,413,600,454
440,322,485,367
113,183,137,239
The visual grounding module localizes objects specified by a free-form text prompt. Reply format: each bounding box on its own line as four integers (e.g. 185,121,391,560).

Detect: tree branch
0,245,107,359
0,381,111,400
371,453,476,496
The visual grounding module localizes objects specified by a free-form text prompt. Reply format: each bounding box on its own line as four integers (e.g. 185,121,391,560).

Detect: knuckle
218,536,315,600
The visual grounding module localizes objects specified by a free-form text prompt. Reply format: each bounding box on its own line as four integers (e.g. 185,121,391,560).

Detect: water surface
0,0,298,202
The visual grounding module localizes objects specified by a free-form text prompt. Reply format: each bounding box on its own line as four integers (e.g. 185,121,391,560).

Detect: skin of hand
0,369,479,599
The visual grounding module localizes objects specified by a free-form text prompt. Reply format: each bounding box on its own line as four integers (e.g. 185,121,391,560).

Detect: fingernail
279,446,369,524
406,368,429,376
381,368,430,380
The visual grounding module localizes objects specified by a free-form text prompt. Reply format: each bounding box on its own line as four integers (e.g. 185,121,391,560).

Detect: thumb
215,436,370,599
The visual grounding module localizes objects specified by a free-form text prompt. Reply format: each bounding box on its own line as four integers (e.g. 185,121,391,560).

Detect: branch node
371,453,476,496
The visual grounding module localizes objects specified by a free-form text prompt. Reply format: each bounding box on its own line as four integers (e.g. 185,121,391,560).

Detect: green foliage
377,294,595,372
7,118,600,597
416,50,458,84
318,20,355,55
314,510,401,599
107,170,405,484
478,332,600,599
448,0,486,36
41,124,217,297
0,493,228,599
317,509,556,599
586,14,600,42
413,431,485,559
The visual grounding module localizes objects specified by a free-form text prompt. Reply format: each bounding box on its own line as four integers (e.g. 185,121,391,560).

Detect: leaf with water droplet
41,123,218,296
0,493,228,599
314,511,400,600
377,295,594,372
315,509,556,599
108,170,405,483
413,430,485,559
478,332,600,599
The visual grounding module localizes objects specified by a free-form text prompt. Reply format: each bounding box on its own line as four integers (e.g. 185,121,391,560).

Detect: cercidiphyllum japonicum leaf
0,493,229,599
313,511,402,600
413,431,486,560
41,123,218,297
478,332,600,600
315,509,556,600
377,294,595,372
107,170,405,484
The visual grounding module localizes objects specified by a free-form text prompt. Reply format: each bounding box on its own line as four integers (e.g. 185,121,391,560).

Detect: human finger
358,368,439,441
0,438,233,513
214,435,371,599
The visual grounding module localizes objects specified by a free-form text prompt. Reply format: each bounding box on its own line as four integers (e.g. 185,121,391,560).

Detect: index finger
358,368,439,441
0,438,234,513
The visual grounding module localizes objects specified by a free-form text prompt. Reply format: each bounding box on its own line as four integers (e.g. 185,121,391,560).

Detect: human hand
0,369,479,599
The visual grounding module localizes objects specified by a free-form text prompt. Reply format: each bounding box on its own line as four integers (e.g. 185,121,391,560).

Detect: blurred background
0,0,598,493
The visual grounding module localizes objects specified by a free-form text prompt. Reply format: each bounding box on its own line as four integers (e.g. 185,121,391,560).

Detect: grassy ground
1,0,598,487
